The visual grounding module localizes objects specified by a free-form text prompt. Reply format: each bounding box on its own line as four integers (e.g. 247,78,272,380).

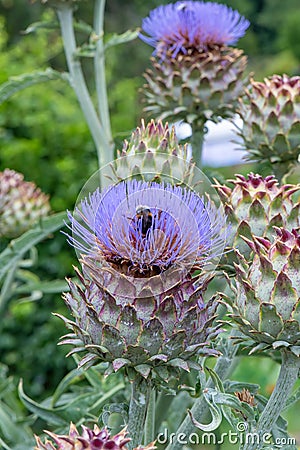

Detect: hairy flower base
142,46,247,125
35,423,155,450
225,228,300,356
140,1,249,57
58,267,221,379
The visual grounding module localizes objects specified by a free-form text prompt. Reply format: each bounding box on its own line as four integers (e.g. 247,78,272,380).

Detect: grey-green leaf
0,69,70,105
104,29,140,51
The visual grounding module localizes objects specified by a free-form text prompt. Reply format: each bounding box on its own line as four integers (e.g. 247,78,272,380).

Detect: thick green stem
190,121,205,168
127,376,151,450
56,5,113,168
93,0,114,152
165,336,239,450
144,389,155,445
243,351,300,450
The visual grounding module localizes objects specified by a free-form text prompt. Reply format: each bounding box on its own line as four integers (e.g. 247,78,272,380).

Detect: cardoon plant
2,0,300,447
140,1,249,165
60,175,228,448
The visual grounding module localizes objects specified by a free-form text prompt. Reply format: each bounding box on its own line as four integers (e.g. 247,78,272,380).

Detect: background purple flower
140,1,250,57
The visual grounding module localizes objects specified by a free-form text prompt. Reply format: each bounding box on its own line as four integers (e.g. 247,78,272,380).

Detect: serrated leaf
0,69,70,105
0,212,68,283
104,29,140,51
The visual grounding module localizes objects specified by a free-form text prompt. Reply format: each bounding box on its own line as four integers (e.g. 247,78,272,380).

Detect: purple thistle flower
140,1,250,57
67,180,228,279
60,179,227,376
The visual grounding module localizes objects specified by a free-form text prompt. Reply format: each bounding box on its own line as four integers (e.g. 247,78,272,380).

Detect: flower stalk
94,0,114,151
243,350,300,450
127,376,152,450
190,122,205,168
144,389,156,445
56,3,113,168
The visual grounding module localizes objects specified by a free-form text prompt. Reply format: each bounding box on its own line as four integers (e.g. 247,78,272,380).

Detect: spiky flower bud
60,179,228,379
0,169,50,239
238,74,300,179
35,423,155,450
226,227,300,357
215,173,300,266
109,120,193,186
140,1,249,126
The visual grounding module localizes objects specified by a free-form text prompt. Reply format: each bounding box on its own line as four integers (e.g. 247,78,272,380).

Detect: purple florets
67,180,228,277
140,1,250,57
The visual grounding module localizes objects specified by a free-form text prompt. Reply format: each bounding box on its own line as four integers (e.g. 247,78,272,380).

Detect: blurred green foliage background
0,0,299,443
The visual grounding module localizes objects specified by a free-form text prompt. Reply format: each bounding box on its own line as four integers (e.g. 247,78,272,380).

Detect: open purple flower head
140,1,250,57
67,180,228,287
60,179,227,375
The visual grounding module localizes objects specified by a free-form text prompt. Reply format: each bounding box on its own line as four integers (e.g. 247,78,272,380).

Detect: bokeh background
0,0,299,447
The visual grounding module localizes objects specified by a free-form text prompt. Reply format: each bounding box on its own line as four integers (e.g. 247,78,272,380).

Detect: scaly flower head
140,2,249,126
110,120,193,186
59,179,228,378
140,1,249,57
238,74,300,179
35,423,155,450
215,173,300,271
225,227,300,357
0,169,50,239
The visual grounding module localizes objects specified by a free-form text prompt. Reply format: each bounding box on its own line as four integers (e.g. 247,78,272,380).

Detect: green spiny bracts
238,74,300,180
109,120,194,186
121,119,181,155
225,227,300,357
142,47,247,127
215,173,300,272
58,264,221,381
0,169,50,239
35,423,155,450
